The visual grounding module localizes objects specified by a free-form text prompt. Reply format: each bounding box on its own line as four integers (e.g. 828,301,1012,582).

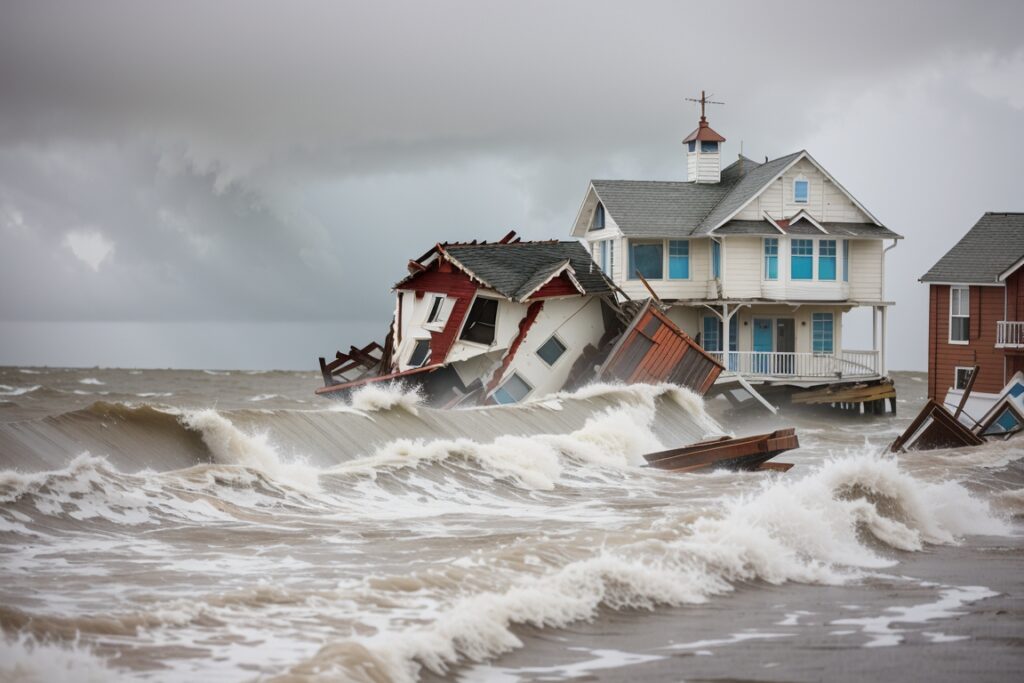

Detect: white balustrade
996,321,1024,348
708,350,880,379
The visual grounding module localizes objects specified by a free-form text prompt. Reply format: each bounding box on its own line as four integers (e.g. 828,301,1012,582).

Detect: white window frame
793,177,810,204
954,366,974,391
949,286,970,345
424,294,447,329
458,295,501,348
628,239,666,281
668,239,691,281
763,237,779,281
407,338,431,368
492,372,532,404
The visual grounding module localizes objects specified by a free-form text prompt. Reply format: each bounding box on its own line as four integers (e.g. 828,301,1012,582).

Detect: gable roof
583,150,899,240
398,238,612,300
586,156,762,238
920,213,1024,284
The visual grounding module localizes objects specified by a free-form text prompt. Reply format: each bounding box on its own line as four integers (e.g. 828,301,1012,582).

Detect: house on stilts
570,97,902,410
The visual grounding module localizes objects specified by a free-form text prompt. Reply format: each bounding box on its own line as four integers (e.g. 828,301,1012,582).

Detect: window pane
819,240,836,281
537,336,567,366
669,240,689,279
629,242,664,280
688,141,696,153
701,141,718,153
591,203,604,231
842,240,849,282
460,298,498,344
702,316,720,352
812,313,833,353
712,241,721,278
794,180,809,203
427,296,444,323
492,373,531,404
764,239,778,280
408,339,430,367
951,317,969,342
792,239,813,280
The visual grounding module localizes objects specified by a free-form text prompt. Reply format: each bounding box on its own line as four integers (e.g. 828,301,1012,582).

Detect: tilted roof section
442,241,612,299
920,213,1024,284
590,156,761,238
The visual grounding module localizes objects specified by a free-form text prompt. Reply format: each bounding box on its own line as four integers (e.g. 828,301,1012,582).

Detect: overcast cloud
1,0,1023,369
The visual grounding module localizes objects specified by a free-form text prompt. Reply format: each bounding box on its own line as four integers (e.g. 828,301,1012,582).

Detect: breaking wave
282,454,1009,683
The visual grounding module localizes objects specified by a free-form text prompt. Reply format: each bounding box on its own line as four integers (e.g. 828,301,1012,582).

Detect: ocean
0,368,1021,682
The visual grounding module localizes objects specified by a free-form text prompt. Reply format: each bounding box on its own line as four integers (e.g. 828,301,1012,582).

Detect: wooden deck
644,428,799,473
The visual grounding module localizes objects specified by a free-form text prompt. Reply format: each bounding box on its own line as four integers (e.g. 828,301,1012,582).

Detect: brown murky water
0,368,1021,682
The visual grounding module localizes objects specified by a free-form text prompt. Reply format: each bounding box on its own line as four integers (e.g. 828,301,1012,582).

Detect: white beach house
570,110,901,386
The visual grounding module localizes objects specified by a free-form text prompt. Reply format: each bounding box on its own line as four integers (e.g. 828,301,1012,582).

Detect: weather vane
686,90,724,121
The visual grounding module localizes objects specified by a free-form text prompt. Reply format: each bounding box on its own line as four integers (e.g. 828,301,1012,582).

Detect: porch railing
996,321,1024,348
709,350,880,380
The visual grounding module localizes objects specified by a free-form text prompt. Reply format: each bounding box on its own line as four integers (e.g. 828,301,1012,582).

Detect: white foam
181,409,320,491
78,377,105,385
0,633,115,682
348,382,424,415
0,384,40,397
297,453,1008,682
247,393,280,402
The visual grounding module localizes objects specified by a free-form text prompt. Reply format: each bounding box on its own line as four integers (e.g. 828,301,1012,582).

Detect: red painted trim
485,301,545,395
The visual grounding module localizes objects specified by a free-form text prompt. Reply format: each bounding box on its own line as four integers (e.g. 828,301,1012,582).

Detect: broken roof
396,235,613,300
920,212,1024,284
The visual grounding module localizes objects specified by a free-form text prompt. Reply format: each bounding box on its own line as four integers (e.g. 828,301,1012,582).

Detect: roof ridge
442,238,561,248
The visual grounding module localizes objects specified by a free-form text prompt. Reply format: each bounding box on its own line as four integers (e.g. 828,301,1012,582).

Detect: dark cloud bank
1,0,1022,369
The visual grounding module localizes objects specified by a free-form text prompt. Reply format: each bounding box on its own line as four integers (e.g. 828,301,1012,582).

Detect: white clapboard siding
849,239,883,300
721,237,760,298
729,159,870,225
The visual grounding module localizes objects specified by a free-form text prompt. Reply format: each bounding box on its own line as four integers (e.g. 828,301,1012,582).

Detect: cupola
683,91,726,183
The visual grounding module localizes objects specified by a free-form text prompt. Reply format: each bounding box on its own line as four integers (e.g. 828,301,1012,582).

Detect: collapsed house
317,231,723,406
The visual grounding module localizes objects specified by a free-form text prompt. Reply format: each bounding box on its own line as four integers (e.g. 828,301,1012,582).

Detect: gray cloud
0,0,1022,369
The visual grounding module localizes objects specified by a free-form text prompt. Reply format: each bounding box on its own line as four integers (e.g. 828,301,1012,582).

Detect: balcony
996,321,1024,349
710,350,881,381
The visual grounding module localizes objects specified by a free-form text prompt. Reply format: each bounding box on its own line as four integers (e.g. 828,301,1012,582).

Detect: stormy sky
1,0,1022,370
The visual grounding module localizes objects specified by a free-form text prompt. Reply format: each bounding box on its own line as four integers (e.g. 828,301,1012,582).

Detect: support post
722,303,731,371
880,306,888,376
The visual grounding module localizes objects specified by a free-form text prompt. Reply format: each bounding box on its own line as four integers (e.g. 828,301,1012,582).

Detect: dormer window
591,203,605,231
700,141,719,153
794,178,809,204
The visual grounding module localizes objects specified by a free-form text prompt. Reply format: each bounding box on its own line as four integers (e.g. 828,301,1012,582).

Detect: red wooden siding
529,274,581,299
601,305,723,393
397,265,479,365
927,283,1007,399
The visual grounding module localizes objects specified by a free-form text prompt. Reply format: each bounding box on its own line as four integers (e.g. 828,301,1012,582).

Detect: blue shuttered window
764,238,778,280
819,240,837,281
812,313,834,354
711,241,721,278
791,239,813,280
669,240,689,279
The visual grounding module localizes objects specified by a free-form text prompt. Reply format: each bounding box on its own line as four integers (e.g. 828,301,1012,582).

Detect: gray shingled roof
822,222,902,239
714,220,780,235
443,241,612,299
695,152,804,234
589,157,760,238
714,219,900,239
920,213,1024,284
590,150,899,240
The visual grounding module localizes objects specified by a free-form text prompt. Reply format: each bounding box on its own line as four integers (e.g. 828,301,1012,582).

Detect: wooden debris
643,428,799,473
888,400,985,453
596,301,724,395
790,378,897,414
